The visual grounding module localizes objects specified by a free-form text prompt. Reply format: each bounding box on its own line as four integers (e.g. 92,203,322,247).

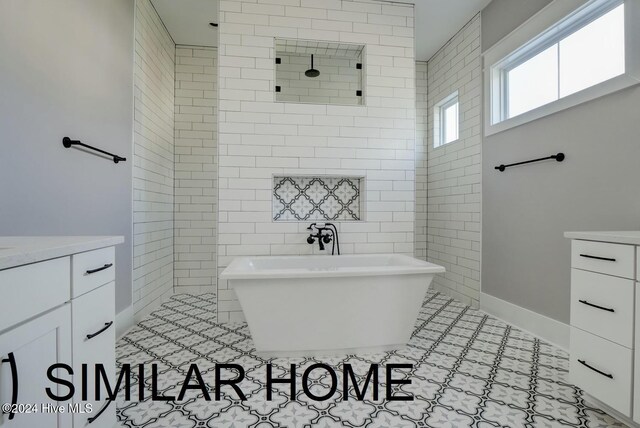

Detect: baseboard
115,305,134,339
174,285,215,295
133,286,175,324
584,393,639,427
480,292,570,352
431,283,479,308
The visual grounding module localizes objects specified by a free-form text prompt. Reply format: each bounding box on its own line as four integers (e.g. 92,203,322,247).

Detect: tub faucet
307,223,340,255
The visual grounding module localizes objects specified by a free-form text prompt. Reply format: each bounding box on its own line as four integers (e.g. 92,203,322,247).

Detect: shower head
305,54,320,78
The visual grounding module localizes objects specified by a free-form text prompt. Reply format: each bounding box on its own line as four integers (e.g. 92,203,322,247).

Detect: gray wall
481,0,640,323
481,0,552,51
0,0,134,313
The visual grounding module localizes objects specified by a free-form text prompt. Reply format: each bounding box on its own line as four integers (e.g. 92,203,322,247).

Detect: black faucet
306,223,340,255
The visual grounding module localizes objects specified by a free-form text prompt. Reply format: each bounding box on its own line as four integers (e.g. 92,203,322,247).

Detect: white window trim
483,0,640,136
434,91,459,148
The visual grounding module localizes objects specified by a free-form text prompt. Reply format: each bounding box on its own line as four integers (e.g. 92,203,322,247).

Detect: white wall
132,0,175,320
423,15,482,306
0,0,134,314
174,45,218,297
481,0,640,323
217,0,417,322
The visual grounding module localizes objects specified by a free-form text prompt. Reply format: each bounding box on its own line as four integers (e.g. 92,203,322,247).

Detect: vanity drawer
0,257,70,330
71,246,115,298
71,281,115,367
570,327,632,416
570,269,634,347
72,281,116,428
571,240,635,279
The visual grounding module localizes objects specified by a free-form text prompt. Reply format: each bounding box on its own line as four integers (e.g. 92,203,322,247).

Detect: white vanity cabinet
0,304,72,428
0,237,122,428
565,231,640,425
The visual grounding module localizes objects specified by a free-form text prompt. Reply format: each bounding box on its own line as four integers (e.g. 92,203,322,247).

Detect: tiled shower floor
116,292,624,427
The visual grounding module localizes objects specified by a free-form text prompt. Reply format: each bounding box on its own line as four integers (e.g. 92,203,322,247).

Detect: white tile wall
174,46,218,298
415,61,428,261
132,0,175,320
218,0,416,322
424,14,482,306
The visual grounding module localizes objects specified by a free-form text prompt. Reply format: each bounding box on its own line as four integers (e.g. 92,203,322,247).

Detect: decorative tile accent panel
273,176,361,221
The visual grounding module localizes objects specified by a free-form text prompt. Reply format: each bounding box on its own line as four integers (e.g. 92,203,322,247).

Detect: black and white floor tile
116,292,625,427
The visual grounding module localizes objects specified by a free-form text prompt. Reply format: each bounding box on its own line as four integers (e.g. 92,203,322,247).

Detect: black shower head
305,68,320,78
305,54,320,78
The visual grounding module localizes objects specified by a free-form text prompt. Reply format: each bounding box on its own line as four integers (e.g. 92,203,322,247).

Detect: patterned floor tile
116,292,626,428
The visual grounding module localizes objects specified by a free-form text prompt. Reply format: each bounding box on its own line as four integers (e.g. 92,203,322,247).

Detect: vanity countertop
564,231,640,246
0,236,124,270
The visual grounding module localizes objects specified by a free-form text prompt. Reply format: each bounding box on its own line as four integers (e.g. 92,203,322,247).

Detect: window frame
484,0,640,136
434,91,460,148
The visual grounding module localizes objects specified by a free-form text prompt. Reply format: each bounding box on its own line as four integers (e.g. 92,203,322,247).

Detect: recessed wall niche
275,39,364,105
273,176,362,222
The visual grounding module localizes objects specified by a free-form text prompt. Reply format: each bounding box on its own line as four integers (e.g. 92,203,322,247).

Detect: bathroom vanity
565,231,640,425
0,236,123,428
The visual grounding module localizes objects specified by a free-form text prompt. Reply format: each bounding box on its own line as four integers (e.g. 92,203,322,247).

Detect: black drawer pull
86,322,113,340
85,263,113,275
1,352,18,420
579,254,616,262
87,399,112,424
578,300,615,312
578,359,613,379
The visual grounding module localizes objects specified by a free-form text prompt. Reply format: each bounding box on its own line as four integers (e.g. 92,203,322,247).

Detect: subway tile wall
415,61,428,261
132,0,175,320
218,0,417,322
174,46,218,298
424,15,482,306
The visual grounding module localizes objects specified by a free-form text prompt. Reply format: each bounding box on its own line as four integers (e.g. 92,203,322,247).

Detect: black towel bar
495,152,564,172
62,137,126,163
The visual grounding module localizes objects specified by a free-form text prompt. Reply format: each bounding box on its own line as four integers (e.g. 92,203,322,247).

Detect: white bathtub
221,254,445,356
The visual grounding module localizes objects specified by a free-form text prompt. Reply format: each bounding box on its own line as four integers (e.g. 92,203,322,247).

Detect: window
434,92,459,147
503,3,625,120
485,0,640,135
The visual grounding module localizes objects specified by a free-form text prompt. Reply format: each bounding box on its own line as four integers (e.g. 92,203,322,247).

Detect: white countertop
0,236,124,270
564,231,640,245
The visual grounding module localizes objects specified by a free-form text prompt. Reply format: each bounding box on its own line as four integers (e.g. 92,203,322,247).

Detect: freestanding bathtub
220,254,445,356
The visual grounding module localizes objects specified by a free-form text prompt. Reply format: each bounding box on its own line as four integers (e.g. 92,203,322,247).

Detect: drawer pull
85,263,113,275
1,352,18,420
578,359,613,379
579,254,616,262
86,321,113,340
87,399,112,424
578,299,615,312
